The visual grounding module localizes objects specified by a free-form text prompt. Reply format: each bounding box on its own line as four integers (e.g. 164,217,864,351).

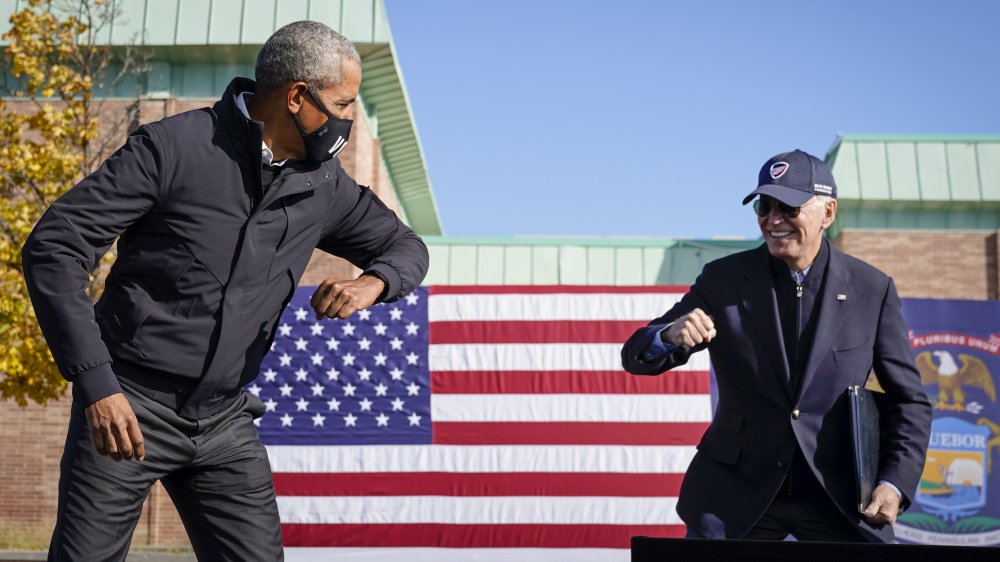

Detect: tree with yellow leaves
0,0,148,405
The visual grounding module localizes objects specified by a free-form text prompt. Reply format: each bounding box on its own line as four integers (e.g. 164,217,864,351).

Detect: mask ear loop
305,88,336,119
291,112,309,136
290,86,334,137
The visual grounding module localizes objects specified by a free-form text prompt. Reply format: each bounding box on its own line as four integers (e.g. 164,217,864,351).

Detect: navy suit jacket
622,242,931,543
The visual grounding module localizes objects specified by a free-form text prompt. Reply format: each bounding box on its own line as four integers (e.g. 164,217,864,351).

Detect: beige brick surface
833,230,1000,300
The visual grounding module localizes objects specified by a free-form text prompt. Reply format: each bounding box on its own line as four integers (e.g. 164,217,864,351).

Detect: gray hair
809,195,835,208
810,195,837,230
255,21,361,94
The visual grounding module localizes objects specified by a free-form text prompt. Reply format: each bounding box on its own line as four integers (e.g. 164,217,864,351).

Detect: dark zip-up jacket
22,77,429,419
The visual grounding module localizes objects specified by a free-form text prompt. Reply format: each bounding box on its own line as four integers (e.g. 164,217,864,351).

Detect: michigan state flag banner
897,298,1000,546
251,285,711,561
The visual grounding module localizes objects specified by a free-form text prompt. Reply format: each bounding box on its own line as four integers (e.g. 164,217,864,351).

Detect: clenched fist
310,274,386,320
664,308,716,347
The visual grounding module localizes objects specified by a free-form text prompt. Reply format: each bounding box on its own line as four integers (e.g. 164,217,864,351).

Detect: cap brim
741,184,815,207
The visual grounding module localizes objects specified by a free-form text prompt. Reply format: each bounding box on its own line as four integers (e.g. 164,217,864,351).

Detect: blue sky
383,0,1000,240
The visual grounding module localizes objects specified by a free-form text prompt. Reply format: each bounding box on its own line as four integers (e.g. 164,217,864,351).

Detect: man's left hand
863,483,901,526
310,274,385,320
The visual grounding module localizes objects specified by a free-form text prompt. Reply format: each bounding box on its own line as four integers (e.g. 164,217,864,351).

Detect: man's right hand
663,308,716,347
85,393,145,462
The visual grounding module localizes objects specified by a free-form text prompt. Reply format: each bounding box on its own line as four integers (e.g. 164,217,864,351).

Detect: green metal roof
825,134,1000,237
422,236,758,286
0,0,442,235
826,134,1000,204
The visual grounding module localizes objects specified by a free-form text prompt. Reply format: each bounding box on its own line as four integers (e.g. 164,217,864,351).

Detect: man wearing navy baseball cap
623,150,931,542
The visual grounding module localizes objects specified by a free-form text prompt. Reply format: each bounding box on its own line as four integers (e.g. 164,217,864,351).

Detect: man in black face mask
22,21,428,561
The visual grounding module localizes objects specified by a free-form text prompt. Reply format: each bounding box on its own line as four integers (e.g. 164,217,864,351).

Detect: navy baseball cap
742,149,837,207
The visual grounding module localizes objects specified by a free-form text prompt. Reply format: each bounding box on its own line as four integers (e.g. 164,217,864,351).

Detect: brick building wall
833,230,1000,301
0,94,404,550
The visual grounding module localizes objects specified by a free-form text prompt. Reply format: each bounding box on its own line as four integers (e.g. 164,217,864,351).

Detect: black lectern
632,536,997,562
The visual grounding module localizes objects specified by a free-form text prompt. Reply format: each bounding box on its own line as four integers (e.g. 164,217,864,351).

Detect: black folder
848,385,881,513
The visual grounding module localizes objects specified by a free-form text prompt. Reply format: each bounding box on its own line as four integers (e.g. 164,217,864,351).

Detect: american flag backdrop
252,285,712,561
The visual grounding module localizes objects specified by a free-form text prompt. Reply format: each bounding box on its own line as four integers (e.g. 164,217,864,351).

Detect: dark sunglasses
753,197,802,219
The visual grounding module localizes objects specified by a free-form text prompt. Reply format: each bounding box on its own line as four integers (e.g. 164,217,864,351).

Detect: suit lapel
796,244,855,401
737,245,794,402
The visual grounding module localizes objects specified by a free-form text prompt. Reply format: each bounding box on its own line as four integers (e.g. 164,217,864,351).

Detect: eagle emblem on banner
916,351,996,413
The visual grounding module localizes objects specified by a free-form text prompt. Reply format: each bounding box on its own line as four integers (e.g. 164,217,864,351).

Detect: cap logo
770,162,789,180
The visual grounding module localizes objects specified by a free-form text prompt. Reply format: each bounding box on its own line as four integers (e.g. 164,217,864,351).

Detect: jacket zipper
788,282,803,499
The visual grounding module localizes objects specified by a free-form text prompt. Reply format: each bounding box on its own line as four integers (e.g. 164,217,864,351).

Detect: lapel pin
837,294,847,301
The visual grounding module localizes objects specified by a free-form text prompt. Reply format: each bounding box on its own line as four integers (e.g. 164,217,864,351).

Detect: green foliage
952,516,1000,534
896,512,950,532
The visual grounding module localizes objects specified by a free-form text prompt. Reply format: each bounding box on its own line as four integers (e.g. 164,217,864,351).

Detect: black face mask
291,88,353,163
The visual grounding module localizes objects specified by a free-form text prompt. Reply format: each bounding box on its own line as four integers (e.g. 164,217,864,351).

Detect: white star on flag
342,323,356,336
249,285,711,556
248,384,261,396
295,338,308,351
278,323,292,336
294,308,308,321
279,353,292,367
311,353,324,366
295,368,308,382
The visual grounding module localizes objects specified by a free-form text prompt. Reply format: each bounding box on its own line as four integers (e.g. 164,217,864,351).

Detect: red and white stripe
276,285,708,561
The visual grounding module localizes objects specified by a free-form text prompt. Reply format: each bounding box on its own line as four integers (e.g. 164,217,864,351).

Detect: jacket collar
796,239,855,401
215,77,265,167
738,244,793,401
738,238,846,403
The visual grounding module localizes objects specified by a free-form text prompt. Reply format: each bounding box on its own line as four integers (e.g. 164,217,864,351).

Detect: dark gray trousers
48,383,283,561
